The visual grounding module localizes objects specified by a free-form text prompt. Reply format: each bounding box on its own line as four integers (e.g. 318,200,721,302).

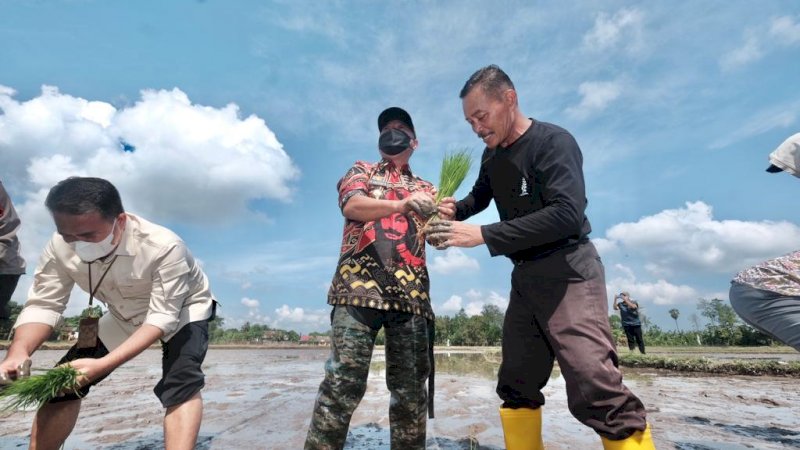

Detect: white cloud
583,8,645,53
708,101,799,149
271,304,329,331
721,15,800,71
607,270,699,307
591,237,618,257
440,295,463,314
720,33,763,71
241,297,260,308
428,248,479,274
0,85,301,304
438,290,507,317
604,201,800,275
566,80,623,120
769,15,800,45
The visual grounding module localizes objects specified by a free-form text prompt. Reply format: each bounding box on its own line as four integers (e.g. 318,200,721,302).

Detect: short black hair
459,64,516,100
45,177,124,221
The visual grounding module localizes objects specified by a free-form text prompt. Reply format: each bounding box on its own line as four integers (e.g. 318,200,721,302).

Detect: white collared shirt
15,213,214,348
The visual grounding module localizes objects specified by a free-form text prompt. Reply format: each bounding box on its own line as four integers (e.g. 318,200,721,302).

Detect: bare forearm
6,323,53,359
102,324,164,370
343,195,403,222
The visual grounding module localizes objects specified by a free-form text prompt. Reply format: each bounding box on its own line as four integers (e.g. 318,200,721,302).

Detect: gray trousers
730,282,800,351
498,242,647,440
305,305,430,450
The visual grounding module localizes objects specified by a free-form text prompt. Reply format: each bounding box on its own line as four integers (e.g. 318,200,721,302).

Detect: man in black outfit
430,65,655,450
614,292,646,354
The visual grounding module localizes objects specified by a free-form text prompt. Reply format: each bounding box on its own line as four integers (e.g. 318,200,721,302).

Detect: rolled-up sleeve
338,162,370,211
14,240,74,329
143,243,191,336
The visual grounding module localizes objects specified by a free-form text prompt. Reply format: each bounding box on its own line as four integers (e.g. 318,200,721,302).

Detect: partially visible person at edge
730,132,800,352
0,180,26,333
0,177,216,450
429,65,656,450
304,107,439,450
614,291,646,354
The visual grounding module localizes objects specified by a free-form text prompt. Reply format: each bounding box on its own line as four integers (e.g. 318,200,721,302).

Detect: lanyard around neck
87,256,118,307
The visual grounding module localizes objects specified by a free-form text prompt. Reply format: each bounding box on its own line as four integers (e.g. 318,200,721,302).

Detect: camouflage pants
304,305,430,450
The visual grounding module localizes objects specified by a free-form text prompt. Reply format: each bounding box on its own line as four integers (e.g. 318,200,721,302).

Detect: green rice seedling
434,149,472,204
0,365,81,411
421,149,472,245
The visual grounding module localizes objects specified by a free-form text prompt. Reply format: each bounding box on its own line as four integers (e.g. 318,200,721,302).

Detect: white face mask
70,219,118,262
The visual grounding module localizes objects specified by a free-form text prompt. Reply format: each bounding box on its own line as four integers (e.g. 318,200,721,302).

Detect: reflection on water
370,350,561,380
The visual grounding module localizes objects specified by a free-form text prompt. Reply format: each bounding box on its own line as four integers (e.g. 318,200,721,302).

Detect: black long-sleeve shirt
455,120,592,261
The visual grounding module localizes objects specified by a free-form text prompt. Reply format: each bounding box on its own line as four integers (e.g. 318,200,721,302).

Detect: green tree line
1,297,777,347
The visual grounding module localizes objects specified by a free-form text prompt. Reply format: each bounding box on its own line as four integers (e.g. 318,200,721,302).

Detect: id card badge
77,317,99,349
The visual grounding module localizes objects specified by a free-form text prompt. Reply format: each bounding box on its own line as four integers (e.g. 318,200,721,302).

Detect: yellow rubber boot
498,407,544,450
601,424,656,450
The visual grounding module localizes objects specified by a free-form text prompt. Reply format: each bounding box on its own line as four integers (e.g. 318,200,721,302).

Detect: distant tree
479,304,503,346
81,305,103,318
0,301,23,338
669,308,681,332
209,316,225,343
608,315,624,346
697,298,741,345
689,313,701,331
639,313,651,333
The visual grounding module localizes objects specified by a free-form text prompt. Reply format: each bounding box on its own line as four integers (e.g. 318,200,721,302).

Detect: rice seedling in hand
0,364,82,411
434,149,472,205
422,149,472,247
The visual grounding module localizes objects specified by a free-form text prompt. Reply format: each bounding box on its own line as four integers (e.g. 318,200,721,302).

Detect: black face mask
378,128,412,155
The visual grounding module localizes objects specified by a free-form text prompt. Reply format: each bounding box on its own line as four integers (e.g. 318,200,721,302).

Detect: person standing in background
614,292,646,354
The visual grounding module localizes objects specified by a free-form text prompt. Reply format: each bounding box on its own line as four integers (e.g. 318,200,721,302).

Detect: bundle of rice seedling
421,149,472,247
434,149,472,204
0,365,81,411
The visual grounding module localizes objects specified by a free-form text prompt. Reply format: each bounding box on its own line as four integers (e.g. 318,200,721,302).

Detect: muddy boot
601,424,656,450
499,407,544,450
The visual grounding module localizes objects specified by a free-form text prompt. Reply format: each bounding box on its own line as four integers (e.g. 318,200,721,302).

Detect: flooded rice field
1,347,798,449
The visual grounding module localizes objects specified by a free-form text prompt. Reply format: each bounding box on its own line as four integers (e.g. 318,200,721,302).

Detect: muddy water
1,348,798,449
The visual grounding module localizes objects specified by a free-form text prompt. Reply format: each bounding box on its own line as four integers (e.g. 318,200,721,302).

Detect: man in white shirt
0,177,216,450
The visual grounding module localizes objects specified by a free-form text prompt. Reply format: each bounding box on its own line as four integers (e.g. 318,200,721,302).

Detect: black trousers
0,274,22,319
623,325,645,354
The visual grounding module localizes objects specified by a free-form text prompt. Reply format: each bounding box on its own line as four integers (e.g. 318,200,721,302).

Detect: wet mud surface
1,348,798,449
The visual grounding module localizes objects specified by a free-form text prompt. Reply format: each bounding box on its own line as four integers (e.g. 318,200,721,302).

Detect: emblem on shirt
519,177,530,196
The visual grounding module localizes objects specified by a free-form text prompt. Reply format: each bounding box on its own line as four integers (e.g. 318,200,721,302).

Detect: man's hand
62,358,113,389
426,220,484,249
0,357,32,385
437,197,456,220
403,191,437,218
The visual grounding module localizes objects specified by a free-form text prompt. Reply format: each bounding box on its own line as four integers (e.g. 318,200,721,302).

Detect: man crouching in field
0,177,216,450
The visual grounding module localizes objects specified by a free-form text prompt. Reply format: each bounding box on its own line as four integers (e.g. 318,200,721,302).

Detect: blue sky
1,1,799,334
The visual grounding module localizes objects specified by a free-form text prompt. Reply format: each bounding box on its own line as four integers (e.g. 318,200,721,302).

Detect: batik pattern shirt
733,250,800,296
328,159,435,319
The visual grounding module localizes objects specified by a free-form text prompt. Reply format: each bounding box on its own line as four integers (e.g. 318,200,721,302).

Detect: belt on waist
510,237,589,265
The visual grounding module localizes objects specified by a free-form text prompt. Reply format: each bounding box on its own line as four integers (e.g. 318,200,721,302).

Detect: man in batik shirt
730,132,800,351
305,107,438,450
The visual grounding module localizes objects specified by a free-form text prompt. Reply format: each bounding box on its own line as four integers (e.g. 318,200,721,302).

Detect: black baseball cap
378,107,415,135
